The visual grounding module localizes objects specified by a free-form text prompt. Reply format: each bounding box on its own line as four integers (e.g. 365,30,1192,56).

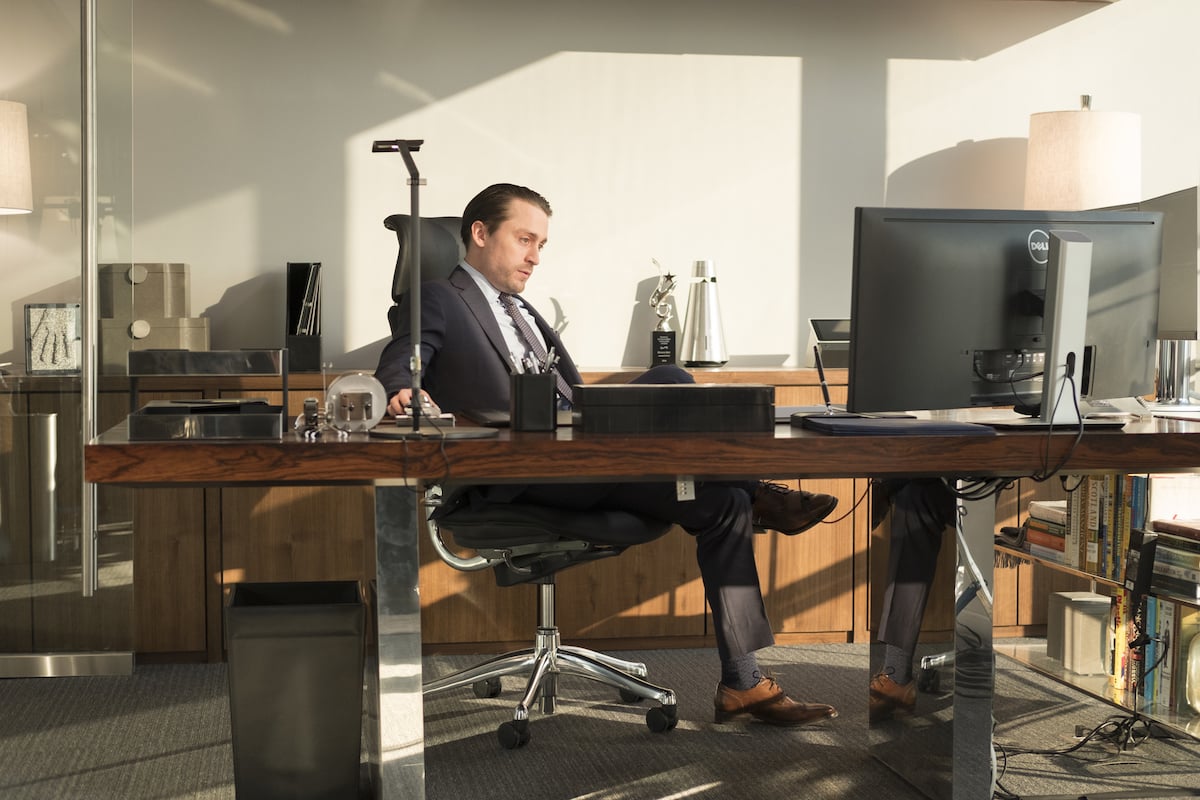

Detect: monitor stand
982,232,1128,431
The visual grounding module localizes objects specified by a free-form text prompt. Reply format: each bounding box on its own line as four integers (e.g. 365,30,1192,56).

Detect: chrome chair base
423,580,678,748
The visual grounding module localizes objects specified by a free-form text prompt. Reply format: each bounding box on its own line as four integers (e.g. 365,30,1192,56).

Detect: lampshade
1024,101,1141,211
0,100,33,215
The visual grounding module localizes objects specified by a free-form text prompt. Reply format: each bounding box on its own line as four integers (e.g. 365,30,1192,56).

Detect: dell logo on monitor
1027,229,1050,265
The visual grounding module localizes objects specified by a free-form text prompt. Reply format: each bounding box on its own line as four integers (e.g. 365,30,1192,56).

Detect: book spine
1028,542,1067,564
1028,500,1068,527
1128,596,1146,699
1104,474,1113,582
1157,599,1176,711
1111,587,1130,697
1155,532,1200,555
1143,596,1158,706
1150,573,1200,602
1024,525,1067,551
1115,474,1130,582
1085,476,1102,574
1155,543,1200,569
1152,521,1200,543
1131,474,1148,531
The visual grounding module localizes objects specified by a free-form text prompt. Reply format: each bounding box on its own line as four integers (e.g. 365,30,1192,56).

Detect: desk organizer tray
799,416,995,436
126,348,284,376
574,383,774,433
128,399,284,440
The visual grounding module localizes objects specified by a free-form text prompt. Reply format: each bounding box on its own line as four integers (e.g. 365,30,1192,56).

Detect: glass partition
0,0,134,676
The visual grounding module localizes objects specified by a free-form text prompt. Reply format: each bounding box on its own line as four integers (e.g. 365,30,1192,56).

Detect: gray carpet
0,643,1198,799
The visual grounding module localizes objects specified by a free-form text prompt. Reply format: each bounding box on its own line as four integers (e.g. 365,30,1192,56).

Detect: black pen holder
510,373,556,431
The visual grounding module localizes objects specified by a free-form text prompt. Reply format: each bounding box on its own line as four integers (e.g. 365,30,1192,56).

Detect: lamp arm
373,138,426,432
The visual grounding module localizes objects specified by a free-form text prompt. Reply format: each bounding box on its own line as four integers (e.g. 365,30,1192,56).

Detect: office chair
383,214,680,749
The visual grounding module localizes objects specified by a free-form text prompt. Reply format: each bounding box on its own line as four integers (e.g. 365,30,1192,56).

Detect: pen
544,347,558,373
813,345,835,416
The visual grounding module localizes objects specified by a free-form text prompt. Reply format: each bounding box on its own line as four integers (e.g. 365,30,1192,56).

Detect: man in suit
376,182,840,726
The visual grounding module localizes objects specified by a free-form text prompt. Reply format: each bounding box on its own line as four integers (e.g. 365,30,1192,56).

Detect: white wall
3,0,1197,372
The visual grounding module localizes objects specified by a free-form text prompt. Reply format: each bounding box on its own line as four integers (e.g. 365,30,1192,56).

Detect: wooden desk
85,418,1200,799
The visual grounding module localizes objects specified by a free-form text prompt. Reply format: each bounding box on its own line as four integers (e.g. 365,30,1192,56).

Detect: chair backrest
384,214,463,335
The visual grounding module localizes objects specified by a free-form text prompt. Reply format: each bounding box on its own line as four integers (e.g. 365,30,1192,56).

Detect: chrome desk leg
368,481,425,799
869,488,995,800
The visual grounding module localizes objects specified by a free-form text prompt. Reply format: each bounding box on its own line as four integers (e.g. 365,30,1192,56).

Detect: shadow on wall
886,138,1029,209
203,273,286,352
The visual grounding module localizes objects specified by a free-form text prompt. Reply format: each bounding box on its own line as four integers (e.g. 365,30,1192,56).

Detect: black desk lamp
371,139,495,440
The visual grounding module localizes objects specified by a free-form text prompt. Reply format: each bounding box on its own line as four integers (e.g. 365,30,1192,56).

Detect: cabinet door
118,389,209,657
218,389,375,602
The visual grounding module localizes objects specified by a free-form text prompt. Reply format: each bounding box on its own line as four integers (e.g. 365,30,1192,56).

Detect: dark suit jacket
375,264,582,413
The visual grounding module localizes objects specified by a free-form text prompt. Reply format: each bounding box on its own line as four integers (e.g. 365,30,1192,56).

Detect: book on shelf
1109,586,1131,696
1155,539,1200,570
1029,498,1067,526
1028,542,1067,564
1024,518,1066,551
1127,595,1148,697
1087,475,1104,576
1143,596,1158,706
1155,598,1176,712
1152,518,1200,542
1151,572,1200,602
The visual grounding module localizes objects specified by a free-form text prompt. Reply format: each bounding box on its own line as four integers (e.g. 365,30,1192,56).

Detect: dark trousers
875,479,957,656
516,480,773,663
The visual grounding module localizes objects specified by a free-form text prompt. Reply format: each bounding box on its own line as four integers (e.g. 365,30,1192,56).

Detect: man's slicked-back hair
460,183,552,248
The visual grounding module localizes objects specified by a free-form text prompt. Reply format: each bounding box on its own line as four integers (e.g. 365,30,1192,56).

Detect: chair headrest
384,214,464,303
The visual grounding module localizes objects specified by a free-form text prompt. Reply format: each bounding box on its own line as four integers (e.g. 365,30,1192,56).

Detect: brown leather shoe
869,672,917,722
751,482,838,535
714,676,838,726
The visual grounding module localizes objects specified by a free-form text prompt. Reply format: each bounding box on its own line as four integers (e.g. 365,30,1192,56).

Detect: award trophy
649,264,677,366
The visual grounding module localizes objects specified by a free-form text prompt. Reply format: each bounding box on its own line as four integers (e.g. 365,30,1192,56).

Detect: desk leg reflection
870,490,995,800
367,481,425,799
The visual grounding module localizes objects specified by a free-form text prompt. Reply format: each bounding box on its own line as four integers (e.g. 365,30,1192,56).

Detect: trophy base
651,330,676,366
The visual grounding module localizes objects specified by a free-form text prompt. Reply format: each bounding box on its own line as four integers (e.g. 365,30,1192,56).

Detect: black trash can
225,580,366,800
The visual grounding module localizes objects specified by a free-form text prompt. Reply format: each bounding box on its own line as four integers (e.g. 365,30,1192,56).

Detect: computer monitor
846,207,1164,416
1103,186,1197,340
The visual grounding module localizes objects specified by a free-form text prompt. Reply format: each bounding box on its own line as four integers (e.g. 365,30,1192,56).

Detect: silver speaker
680,259,728,367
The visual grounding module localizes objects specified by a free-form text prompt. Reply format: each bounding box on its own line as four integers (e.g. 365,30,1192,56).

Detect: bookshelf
998,472,1200,738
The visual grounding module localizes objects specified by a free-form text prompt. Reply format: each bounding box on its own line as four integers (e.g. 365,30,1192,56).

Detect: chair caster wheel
646,705,678,733
619,688,645,703
497,719,530,749
917,668,940,694
473,677,502,698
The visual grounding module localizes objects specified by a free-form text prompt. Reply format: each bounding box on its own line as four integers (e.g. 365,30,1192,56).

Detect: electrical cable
1029,370,1085,484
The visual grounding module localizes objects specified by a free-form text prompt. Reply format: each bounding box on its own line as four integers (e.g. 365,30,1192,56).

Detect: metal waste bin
225,580,366,800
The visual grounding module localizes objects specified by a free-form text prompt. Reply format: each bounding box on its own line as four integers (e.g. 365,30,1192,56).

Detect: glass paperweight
326,372,387,432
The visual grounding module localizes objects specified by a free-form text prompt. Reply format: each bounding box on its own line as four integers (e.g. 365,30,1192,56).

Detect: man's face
467,199,549,294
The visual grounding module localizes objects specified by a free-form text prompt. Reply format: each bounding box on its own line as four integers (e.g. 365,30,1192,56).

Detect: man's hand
387,388,438,417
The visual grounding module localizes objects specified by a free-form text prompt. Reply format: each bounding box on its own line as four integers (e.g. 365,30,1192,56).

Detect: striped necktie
499,292,573,405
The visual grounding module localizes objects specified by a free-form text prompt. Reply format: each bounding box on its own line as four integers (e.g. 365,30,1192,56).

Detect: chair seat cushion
437,502,672,550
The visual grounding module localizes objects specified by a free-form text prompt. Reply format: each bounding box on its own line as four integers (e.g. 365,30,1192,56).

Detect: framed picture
24,303,82,375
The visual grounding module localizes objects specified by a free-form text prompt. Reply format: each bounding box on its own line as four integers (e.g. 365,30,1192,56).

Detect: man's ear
469,219,488,248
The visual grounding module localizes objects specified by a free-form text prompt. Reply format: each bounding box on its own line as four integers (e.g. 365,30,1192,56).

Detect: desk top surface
86,415,1200,487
